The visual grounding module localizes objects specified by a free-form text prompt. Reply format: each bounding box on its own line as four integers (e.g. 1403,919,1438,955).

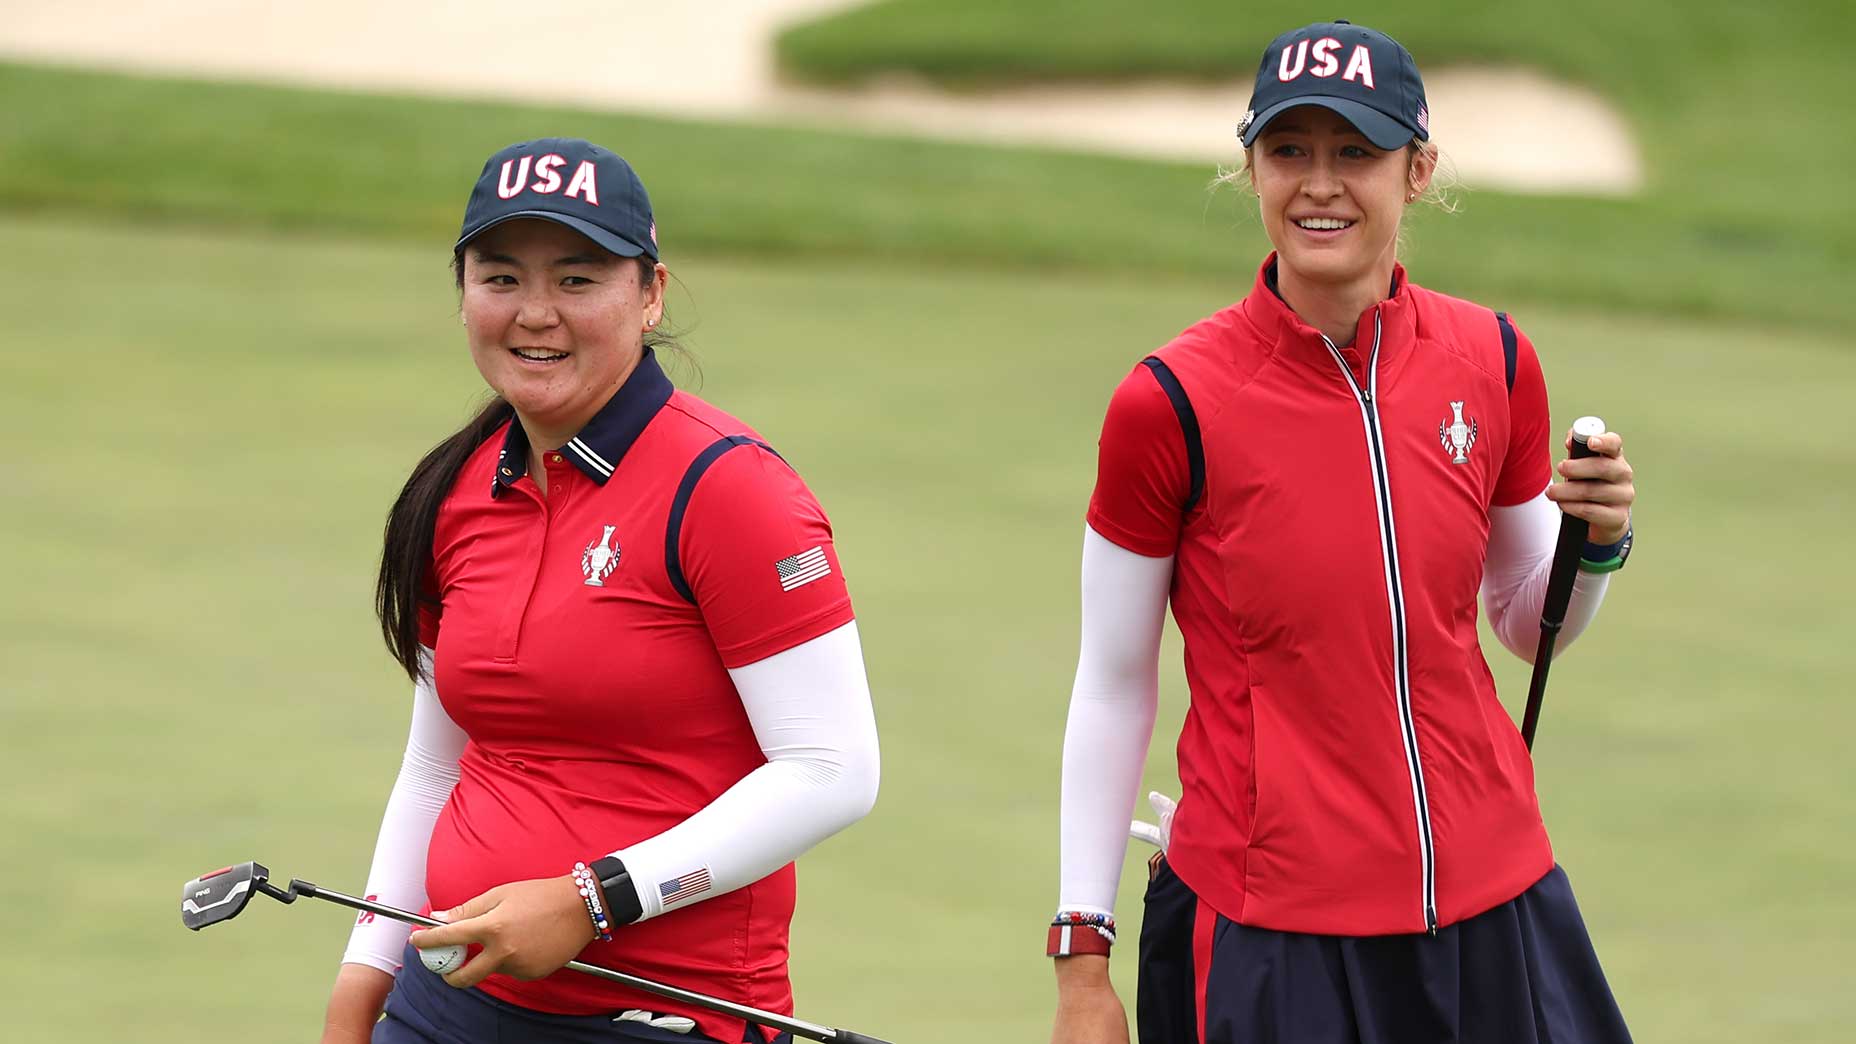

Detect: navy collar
491,349,674,497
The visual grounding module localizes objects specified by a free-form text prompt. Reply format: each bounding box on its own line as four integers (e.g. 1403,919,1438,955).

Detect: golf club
1519,415,1605,750
181,861,893,1044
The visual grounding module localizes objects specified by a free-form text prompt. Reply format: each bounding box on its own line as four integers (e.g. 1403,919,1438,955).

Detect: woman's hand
320,963,395,1044
1051,954,1131,1044
411,874,597,989
1545,427,1634,545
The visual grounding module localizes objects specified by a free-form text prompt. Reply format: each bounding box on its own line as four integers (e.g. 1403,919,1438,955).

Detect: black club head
180,861,273,930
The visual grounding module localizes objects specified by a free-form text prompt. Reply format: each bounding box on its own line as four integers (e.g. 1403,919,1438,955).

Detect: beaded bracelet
572,862,614,943
1046,910,1116,957
1052,911,1117,934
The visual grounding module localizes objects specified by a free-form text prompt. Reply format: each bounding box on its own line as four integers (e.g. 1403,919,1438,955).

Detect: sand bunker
0,0,1641,195
768,69,1641,196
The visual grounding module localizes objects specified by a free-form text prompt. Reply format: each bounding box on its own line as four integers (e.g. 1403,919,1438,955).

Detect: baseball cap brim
1240,96,1417,151
453,211,654,260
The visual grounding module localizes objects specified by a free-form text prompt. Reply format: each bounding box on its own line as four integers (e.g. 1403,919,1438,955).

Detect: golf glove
1128,791,1177,853
615,1010,696,1034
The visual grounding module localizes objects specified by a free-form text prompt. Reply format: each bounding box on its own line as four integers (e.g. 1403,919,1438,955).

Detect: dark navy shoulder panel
1496,311,1518,394
1140,357,1205,514
664,434,781,605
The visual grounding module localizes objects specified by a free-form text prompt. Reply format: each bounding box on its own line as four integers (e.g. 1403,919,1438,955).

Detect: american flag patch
775,546,831,592
658,869,712,906
1416,104,1430,135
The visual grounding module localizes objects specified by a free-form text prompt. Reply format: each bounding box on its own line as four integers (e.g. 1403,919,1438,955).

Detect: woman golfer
1049,21,1636,1044
319,137,880,1044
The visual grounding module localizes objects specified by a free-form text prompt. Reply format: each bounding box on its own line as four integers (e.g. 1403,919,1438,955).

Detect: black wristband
591,856,644,926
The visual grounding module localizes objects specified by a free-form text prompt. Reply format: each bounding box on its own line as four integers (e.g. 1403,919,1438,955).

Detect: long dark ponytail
376,394,515,680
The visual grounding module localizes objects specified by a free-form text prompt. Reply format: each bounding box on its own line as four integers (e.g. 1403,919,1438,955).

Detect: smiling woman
458,222,666,492
322,137,881,1044
1245,106,1437,345
1048,20,1640,1044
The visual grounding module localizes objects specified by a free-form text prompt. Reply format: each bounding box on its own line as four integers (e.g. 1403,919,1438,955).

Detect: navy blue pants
1136,860,1633,1044
374,944,793,1044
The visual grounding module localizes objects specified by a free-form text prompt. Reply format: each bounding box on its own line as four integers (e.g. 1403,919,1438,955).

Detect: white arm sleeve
1056,526,1172,915
1482,491,1614,663
341,648,467,973
610,620,879,921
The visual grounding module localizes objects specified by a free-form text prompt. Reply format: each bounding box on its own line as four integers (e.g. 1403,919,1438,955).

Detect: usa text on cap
1236,21,1429,151
456,138,659,260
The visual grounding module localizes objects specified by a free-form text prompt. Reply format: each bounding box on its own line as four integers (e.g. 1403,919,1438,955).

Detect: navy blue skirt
1136,860,1632,1044
373,943,792,1044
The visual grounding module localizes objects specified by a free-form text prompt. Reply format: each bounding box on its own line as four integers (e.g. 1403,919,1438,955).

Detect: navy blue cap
456,138,658,260
1237,21,1429,151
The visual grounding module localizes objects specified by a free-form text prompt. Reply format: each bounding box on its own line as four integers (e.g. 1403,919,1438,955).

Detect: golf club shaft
1520,420,1601,749
290,880,880,1044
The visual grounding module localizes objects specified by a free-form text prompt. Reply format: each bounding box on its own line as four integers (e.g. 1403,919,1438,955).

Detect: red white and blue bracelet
571,862,614,943
1047,910,1116,957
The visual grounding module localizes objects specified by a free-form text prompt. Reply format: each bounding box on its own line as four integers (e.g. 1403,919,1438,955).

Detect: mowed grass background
3,211,1853,1041
2,2,1854,1036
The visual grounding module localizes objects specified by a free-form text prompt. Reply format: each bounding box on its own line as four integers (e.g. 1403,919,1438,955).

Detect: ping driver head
180,861,289,930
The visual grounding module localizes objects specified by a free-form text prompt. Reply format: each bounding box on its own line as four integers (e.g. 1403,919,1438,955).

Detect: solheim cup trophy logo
582,525,621,587
1439,401,1478,464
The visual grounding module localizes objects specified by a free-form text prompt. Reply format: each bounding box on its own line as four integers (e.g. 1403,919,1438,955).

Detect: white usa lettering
497,156,532,199
496,157,601,205
1279,39,1309,80
1343,46,1376,88
1278,38,1377,90
531,153,566,194
1309,38,1342,78
565,162,600,205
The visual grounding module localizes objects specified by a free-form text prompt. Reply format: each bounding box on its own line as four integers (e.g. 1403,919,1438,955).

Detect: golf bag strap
1496,311,1518,394
664,435,785,604
1139,357,1204,514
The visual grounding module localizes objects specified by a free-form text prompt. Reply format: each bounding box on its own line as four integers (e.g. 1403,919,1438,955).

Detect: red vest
1088,257,1555,934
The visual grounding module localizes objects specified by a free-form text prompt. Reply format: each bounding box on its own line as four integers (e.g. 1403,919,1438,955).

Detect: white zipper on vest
1321,314,1439,934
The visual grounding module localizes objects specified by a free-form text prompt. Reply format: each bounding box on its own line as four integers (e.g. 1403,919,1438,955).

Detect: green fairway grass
2,61,1851,331
3,213,1852,1042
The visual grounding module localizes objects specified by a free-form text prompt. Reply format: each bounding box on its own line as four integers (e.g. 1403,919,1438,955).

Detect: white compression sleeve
341,648,466,973
1482,491,1614,663
1057,526,1172,915
610,620,879,921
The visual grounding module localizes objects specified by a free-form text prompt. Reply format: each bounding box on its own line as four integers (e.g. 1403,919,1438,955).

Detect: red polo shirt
1088,257,1555,936
417,350,854,1040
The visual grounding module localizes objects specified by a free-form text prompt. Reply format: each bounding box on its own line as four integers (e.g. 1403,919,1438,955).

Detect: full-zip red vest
1088,256,1556,934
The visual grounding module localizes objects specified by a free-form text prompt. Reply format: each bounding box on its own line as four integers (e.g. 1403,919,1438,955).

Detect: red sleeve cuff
1489,479,1550,508
1085,510,1178,558
714,602,857,669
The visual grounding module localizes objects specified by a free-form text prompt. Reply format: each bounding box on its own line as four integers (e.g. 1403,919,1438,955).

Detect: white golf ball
419,943,467,975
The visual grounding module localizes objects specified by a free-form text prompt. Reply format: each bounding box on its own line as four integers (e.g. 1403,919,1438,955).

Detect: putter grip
1540,418,1604,629
830,1033,894,1044
1568,419,1602,461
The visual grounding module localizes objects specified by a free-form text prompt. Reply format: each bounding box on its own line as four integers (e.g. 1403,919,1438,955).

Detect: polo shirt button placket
495,456,574,663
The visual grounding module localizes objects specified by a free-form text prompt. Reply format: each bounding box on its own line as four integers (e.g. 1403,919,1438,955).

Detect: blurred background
2,1,1852,1040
